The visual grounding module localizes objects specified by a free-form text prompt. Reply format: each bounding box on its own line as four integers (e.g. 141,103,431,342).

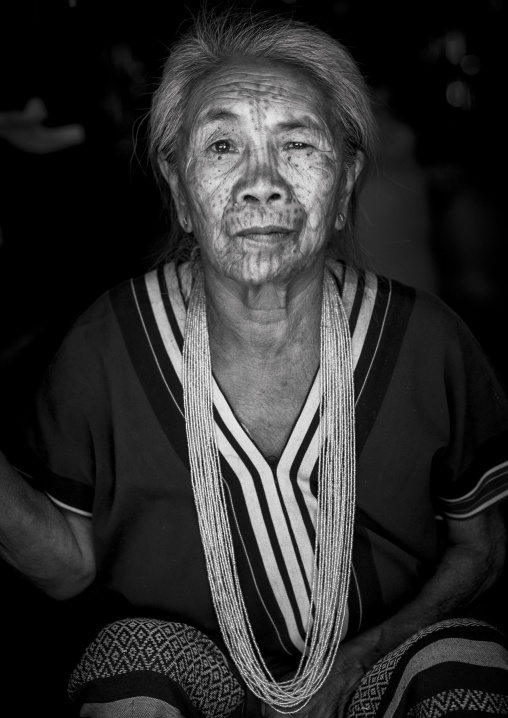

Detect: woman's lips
236,226,297,241
237,225,293,235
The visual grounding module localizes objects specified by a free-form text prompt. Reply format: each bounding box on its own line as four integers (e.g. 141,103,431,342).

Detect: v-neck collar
212,364,321,473
169,259,347,474
153,258,382,471
139,258,382,469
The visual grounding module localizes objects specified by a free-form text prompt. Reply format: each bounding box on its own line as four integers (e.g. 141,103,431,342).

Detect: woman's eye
210,140,234,154
286,141,312,150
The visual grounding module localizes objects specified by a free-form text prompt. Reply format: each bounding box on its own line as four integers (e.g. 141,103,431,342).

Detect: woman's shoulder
363,270,501,388
391,277,475,345
46,270,152,370
335,260,494,374
55,261,188,361
64,264,173,339
355,265,472,338
332,259,461,335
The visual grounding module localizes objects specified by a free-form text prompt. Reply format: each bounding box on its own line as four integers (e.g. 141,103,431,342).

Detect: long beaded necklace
182,263,356,712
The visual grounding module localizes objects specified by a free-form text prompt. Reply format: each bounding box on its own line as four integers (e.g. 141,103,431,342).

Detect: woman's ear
158,157,193,233
158,157,172,186
335,151,365,230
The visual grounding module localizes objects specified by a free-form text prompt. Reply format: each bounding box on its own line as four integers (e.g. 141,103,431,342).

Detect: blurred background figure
0,96,85,154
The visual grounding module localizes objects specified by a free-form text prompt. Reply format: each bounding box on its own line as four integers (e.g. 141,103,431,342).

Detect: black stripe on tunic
355,278,416,458
110,275,189,469
214,407,309,647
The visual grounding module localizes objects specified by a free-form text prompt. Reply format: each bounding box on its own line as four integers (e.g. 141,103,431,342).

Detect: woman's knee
69,618,245,718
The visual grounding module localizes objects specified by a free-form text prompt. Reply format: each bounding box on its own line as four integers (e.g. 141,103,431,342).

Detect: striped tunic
22,259,508,677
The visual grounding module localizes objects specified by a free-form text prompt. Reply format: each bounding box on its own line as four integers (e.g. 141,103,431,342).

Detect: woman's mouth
236,226,296,242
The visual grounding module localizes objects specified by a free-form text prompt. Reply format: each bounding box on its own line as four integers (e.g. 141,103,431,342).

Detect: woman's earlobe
334,212,346,231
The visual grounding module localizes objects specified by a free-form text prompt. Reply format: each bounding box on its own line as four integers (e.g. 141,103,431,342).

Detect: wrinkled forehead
181,59,339,141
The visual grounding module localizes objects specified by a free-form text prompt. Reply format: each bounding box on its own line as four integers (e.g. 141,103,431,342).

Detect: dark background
0,0,506,713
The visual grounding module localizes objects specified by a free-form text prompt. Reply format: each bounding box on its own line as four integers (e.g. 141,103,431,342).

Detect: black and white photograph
1,1,507,715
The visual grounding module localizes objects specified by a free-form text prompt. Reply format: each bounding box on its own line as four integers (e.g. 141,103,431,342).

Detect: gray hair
148,8,377,267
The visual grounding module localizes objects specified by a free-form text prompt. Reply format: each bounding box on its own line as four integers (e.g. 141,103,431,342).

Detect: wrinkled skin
162,60,362,291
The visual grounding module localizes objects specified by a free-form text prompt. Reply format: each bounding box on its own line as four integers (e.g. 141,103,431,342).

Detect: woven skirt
68,618,508,717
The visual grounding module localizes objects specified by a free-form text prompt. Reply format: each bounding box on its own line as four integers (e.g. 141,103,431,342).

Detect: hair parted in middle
148,7,377,267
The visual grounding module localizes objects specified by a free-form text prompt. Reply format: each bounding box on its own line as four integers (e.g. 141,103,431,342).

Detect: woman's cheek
286,156,336,191
289,171,327,205
187,170,224,215
188,155,233,187
288,173,338,233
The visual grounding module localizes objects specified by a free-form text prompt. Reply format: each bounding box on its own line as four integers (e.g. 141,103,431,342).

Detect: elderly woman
1,9,508,718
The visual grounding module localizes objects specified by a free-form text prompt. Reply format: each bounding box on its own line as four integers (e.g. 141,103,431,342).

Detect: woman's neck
203,259,325,362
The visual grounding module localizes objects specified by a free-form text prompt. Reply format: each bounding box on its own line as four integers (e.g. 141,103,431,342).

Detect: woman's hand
260,633,380,718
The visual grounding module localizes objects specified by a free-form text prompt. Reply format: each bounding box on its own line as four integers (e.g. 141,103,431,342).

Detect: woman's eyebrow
276,118,325,133
199,108,239,127
195,111,328,138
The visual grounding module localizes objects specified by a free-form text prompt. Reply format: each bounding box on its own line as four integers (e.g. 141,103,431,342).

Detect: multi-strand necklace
182,263,356,712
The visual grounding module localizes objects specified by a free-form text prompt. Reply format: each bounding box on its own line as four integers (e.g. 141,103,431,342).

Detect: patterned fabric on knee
347,618,508,718
68,619,245,718
80,695,185,717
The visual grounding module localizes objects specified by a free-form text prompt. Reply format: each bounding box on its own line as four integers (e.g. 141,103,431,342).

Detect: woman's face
166,60,361,286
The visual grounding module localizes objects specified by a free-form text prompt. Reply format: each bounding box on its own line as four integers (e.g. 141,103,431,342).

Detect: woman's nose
232,153,290,205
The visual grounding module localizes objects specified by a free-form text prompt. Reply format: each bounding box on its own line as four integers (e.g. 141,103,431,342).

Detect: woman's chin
224,257,303,287
207,247,315,287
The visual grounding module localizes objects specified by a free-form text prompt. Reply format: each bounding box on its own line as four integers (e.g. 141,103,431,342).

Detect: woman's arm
262,504,507,718
0,449,96,600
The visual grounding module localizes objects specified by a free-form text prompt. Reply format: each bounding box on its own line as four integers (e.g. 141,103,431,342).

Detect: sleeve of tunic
425,295,508,519
14,273,224,633
19,293,116,517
